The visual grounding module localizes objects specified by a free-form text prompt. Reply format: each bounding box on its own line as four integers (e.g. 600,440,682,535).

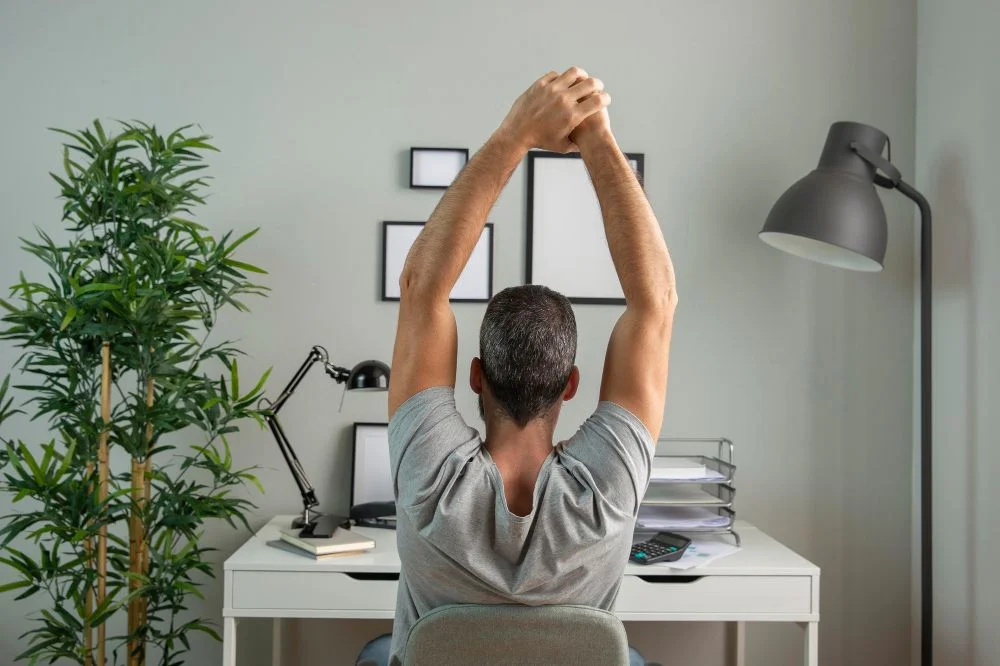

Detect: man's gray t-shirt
387,387,653,665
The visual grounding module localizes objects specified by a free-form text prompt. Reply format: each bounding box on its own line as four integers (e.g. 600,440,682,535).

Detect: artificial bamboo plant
0,121,270,665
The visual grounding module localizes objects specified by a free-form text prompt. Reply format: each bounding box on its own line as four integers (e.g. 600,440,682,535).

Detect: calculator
629,532,692,564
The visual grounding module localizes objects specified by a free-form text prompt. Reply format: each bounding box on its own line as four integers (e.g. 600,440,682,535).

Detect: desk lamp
259,345,390,538
759,121,933,665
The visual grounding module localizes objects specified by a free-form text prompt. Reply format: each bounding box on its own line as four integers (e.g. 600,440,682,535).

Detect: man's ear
470,357,484,395
562,366,580,401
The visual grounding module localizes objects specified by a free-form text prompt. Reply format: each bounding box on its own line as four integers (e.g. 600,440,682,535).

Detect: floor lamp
759,121,933,665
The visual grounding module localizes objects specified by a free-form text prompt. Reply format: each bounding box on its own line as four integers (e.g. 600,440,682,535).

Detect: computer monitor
351,423,393,507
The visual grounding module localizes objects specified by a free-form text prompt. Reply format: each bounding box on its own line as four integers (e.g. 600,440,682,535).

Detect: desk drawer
616,575,812,616
232,571,398,611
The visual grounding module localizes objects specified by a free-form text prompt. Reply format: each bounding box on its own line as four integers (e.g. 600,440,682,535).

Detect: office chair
401,603,638,665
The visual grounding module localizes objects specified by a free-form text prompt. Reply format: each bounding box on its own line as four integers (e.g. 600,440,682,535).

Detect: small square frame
410,147,469,189
381,221,494,302
526,151,645,305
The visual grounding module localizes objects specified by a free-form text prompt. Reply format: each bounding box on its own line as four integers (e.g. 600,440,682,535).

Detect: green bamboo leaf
243,473,265,494
229,360,239,403
223,228,260,257
0,580,30,594
76,282,121,295
13,584,39,601
53,440,76,482
172,138,219,152
17,444,44,484
221,258,268,274
241,367,271,402
59,305,77,331
187,622,222,642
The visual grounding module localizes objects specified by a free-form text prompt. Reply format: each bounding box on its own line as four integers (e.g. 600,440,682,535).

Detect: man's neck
484,416,556,516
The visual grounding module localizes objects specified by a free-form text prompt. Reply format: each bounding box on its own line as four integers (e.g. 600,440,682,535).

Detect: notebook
266,539,371,560
279,527,375,556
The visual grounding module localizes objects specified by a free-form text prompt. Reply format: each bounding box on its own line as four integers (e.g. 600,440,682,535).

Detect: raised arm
573,110,678,440
389,68,610,418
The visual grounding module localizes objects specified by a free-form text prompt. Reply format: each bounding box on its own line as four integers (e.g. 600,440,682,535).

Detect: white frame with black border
410,147,469,189
381,221,494,302
526,150,645,305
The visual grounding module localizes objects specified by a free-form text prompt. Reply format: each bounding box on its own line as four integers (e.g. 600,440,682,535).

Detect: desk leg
223,617,237,666
727,621,746,666
272,618,283,666
799,621,818,666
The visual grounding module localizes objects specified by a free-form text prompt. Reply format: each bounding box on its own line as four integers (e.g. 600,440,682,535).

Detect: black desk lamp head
259,346,390,535
759,120,935,666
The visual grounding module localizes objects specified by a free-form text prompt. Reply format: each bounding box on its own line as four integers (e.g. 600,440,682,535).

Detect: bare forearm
401,131,524,298
579,132,677,311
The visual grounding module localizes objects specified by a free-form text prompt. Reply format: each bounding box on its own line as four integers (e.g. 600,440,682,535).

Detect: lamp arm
259,345,352,526
266,412,319,512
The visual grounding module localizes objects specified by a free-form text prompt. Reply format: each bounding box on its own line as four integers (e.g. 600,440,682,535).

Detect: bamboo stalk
128,374,154,666
96,342,111,666
140,378,153,639
140,457,151,629
128,458,143,666
84,461,94,666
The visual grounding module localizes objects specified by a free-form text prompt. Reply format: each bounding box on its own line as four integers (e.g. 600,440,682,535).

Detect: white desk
223,516,820,665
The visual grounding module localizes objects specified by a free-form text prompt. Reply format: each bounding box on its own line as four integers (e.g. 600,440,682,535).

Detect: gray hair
479,285,577,427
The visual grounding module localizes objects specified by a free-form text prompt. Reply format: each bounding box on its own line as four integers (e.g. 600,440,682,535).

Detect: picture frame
410,147,469,189
381,221,494,302
525,151,645,305
350,423,391,507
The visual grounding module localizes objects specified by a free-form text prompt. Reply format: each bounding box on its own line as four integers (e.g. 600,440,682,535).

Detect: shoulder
389,386,459,434
573,401,655,449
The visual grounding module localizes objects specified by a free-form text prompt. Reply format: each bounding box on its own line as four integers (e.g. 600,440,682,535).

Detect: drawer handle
346,572,400,582
636,575,703,584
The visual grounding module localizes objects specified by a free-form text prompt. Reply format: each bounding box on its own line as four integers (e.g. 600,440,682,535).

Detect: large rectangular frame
381,221,494,302
526,151,645,305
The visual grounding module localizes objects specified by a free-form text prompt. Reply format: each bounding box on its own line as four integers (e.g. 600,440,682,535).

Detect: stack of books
271,527,376,560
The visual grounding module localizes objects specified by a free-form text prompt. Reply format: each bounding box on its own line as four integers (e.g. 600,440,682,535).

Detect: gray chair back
401,603,631,666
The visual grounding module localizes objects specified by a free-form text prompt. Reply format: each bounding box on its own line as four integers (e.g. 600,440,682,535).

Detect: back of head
479,285,577,427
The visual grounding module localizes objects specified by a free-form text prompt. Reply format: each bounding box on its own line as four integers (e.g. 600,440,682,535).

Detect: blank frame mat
530,158,638,301
384,224,491,300
352,424,392,506
412,150,466,187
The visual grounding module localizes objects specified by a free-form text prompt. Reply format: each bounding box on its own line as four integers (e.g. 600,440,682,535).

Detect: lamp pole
760,121,933,665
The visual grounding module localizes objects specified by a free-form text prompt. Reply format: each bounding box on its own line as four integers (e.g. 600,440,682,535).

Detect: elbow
399,265,419,295
631,284,678,319
399,265,442,303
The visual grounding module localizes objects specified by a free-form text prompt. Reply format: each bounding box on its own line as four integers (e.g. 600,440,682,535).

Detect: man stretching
359,67,678,666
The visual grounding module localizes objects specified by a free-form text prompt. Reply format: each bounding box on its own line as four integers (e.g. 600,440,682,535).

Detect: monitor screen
351,423,393,507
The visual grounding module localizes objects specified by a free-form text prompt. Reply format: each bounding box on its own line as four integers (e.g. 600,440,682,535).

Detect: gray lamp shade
760,121,890,272
346,360,390,391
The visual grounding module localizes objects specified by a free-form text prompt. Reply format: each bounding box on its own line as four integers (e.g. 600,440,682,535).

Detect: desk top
225,516,818,578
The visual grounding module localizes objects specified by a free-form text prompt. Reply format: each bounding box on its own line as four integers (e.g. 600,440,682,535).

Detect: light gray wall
0,1,916,664
915,1,1000,664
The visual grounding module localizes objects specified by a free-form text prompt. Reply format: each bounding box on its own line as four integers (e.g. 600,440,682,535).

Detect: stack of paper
636,505,732,530
650,457,726,482
643,484,724,506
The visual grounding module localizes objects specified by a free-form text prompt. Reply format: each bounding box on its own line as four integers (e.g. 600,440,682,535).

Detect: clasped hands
498,66,612,154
